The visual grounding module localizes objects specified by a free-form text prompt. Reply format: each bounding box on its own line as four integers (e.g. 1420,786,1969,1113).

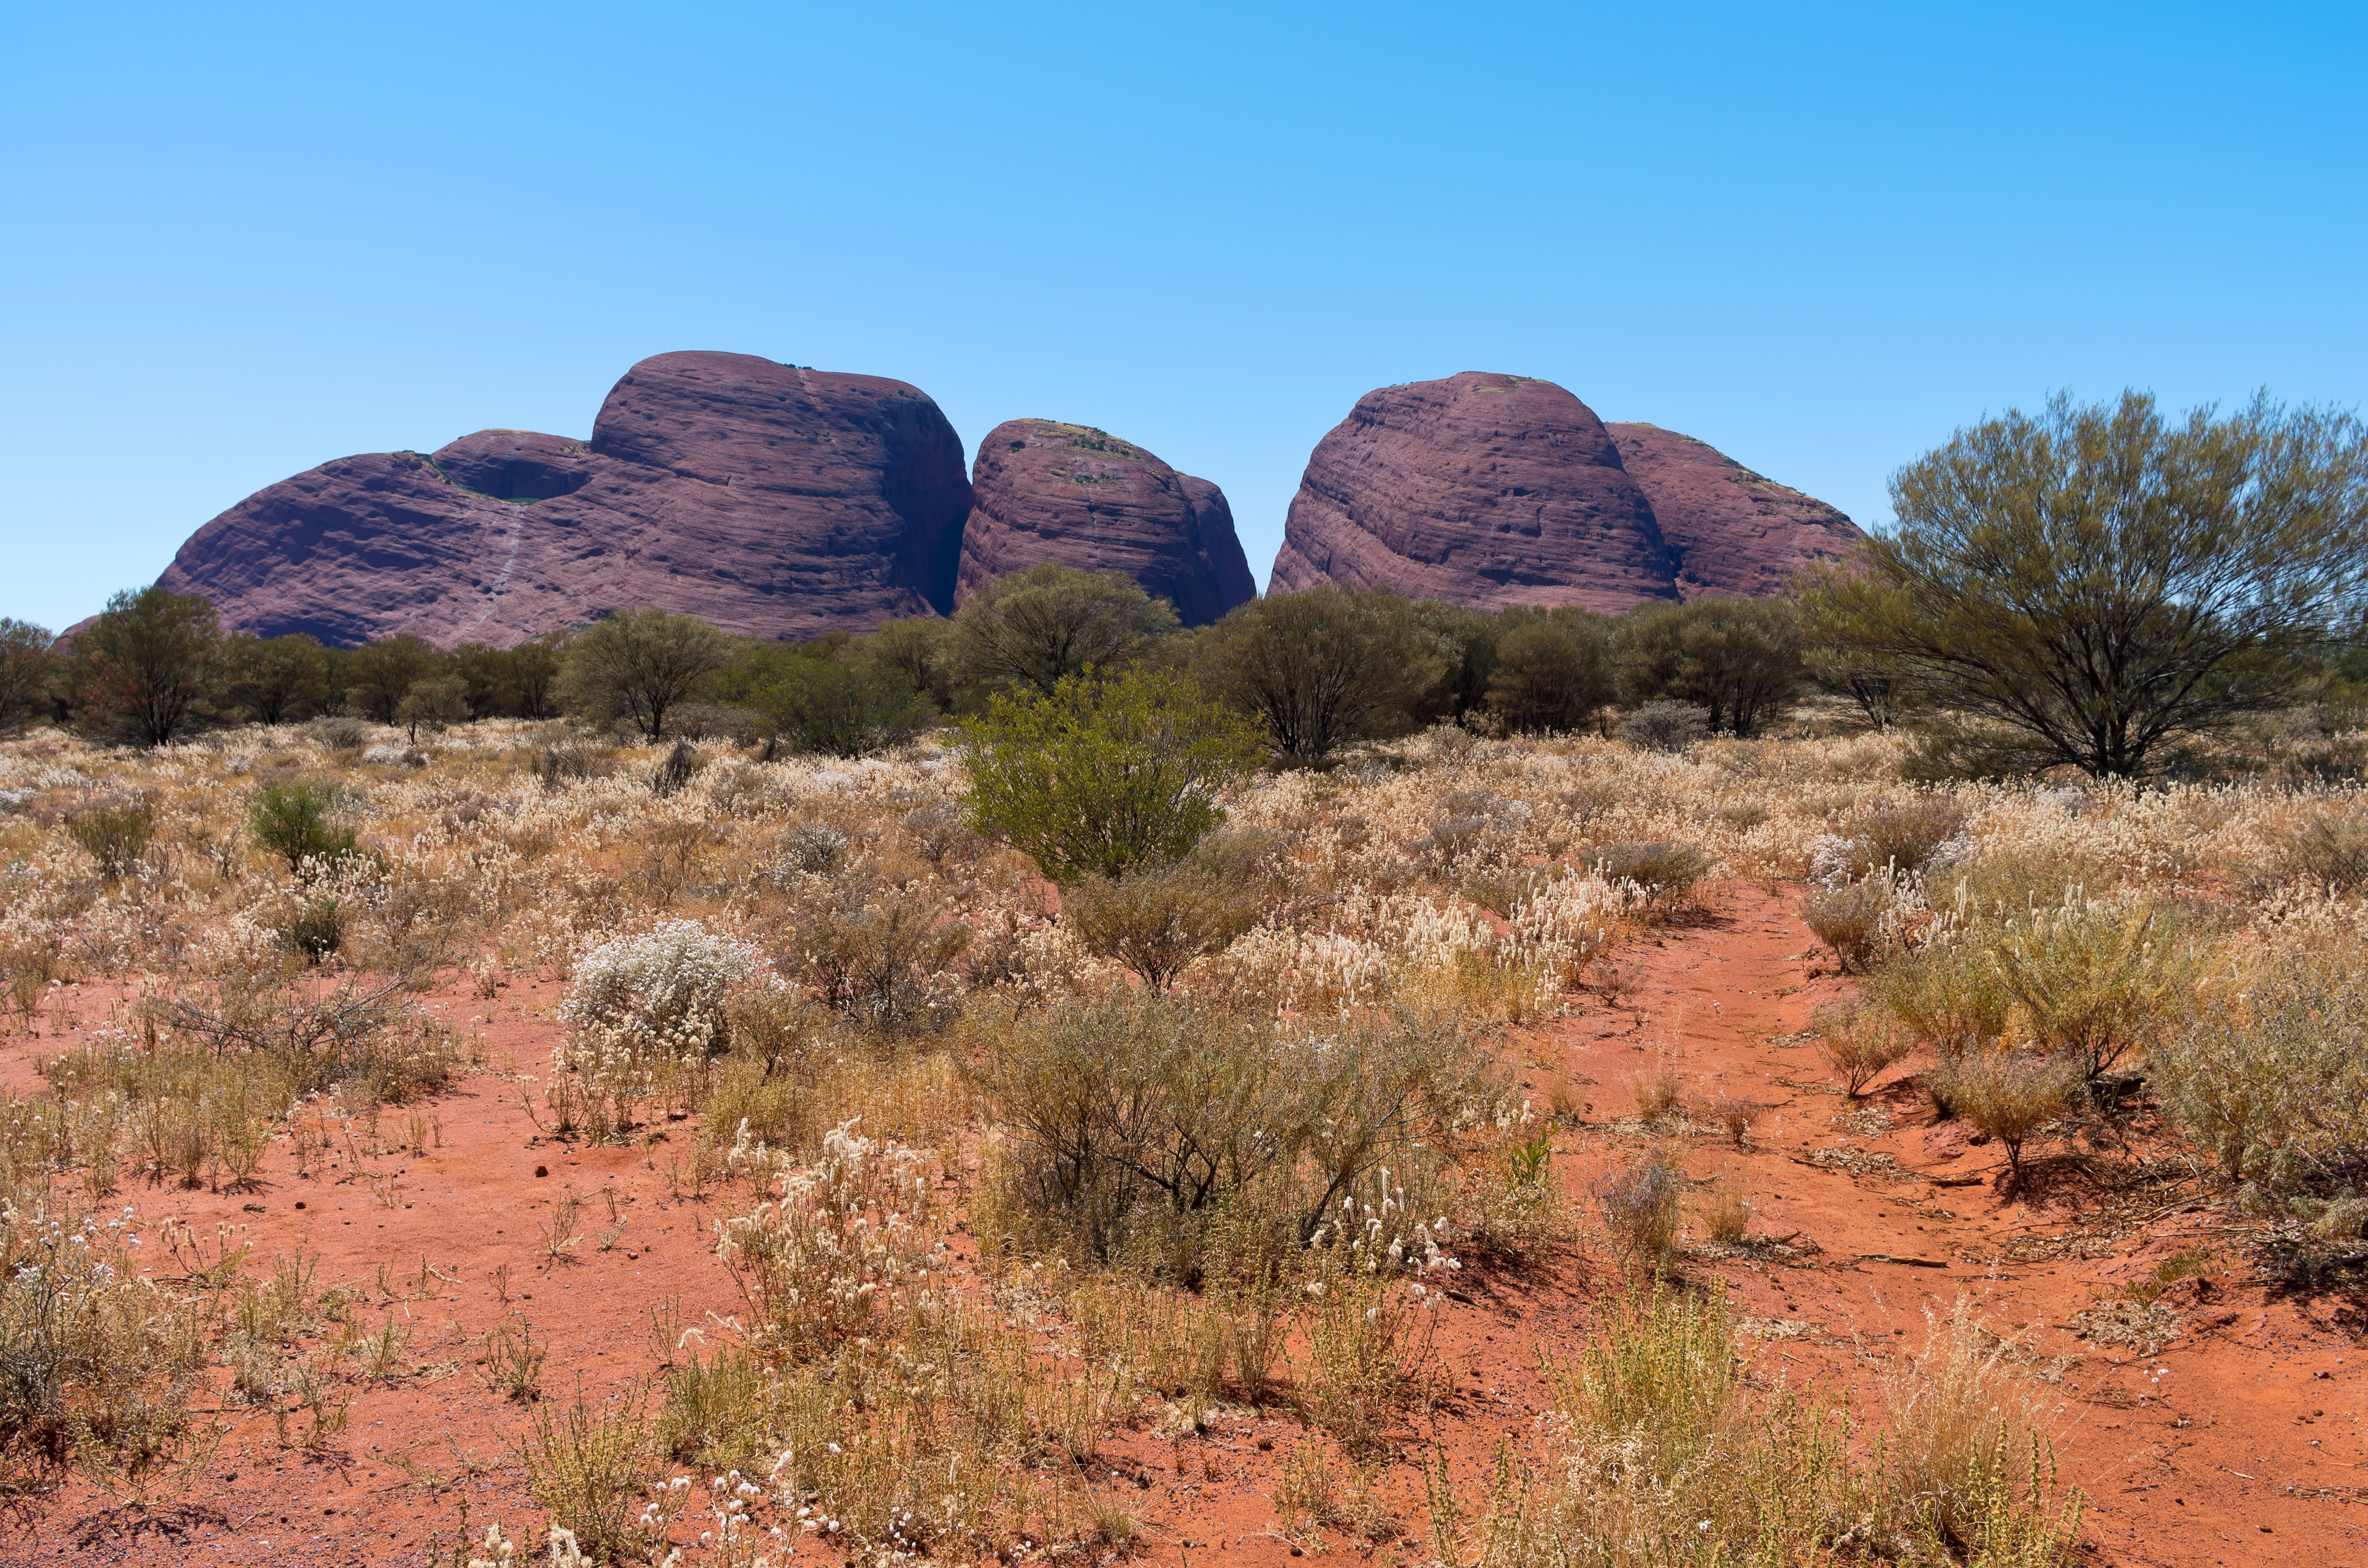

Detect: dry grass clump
1815,1000,1916,1098
972,990,1486,1279
1804,876,1896,972
0,1200,217,1504
1591,1153,1682,1275
1428,1288,2080,1568
2152,939,2368,1193
1932,1048,2082,1188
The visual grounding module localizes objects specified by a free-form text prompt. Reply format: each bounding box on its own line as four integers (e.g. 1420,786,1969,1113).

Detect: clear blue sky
3,2,2361,632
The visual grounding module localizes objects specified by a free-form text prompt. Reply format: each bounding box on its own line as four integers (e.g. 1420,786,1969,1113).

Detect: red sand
8,884,2357,1566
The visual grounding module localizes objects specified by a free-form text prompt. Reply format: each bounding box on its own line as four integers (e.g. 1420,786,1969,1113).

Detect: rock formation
157,351,973,647
1270,373,1862,612
1268,373,1679,612
955,420,1256,626
1606,423,1862,599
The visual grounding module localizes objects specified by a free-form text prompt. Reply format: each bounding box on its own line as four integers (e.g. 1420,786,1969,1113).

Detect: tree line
5,389,2363,776
0,563,1805,760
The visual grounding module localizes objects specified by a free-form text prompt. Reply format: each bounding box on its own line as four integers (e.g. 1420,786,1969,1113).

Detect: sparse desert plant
1629,1053,1687,1126
1615,699,1709,753
1934,1048,2080,1188
1698,1178,1752,1245
1063,831,1279,989
1866,934,2015,1054
1815,1000,1916,1097
797,897,969,1033
2277,807,2368,892
1876,1296,2082,1559
519,1377,657,1561
1803,877,1892,973
2152,948,2368,1189
65,800,155,879
1991,898,2192,1081
1592,1153,1682,1274
648,738,700,796
1274,1439,1398,1543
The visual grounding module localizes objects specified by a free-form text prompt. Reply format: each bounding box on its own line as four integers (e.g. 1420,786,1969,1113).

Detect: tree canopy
1799,391,2368,777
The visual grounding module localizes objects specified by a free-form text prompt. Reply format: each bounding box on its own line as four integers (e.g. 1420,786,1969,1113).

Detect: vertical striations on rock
955,419,1256,626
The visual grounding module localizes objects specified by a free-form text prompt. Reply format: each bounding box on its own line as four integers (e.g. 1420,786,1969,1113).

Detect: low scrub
972,992,1486,1277
2153,948,2368,1190
1428,1287,2080,1567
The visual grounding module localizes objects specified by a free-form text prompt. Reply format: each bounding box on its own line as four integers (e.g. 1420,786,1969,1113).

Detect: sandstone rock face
1269,373,1678,612
157,351,974,647
956,420,1256,626
1606,423,1862,599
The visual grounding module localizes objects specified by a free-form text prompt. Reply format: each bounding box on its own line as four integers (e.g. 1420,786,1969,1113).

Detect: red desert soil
8,884,2358,1566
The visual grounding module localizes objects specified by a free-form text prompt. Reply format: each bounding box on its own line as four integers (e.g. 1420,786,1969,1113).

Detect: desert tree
559,608,729,740
1799,391,2368,777
1487,607,1616,733
943,563,1177,699
222,632,331,724
1612,595,1803,737
0,618,57,735
69,587,222,747
1196,584,1447,762
343,634,437,723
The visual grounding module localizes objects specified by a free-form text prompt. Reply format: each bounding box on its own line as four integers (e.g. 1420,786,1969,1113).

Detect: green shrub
1612,597,1802,738
247,783,359,876
2153,953,2368,1188
558,608,729,740
1195,585,1446,762
750,656,932,757
1485,610,1614,734
960,668,1263,884
943,562,1177,699
1991,900,2192,1080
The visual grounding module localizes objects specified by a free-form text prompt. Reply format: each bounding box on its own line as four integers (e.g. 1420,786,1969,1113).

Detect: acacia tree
1487,608,1615,733
0,619,56,735
1196,585,1446,762
71,587,222,746
559,609,728,739
943,563,1177,699
1612,596,1802,737
1799,391,2368,777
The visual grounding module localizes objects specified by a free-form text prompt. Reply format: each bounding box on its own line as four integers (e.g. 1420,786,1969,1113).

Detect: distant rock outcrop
1270,371,1858,612
157,351,974,647
1268,372,1678,612
1605,423,1862,599
955,420,1255,626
